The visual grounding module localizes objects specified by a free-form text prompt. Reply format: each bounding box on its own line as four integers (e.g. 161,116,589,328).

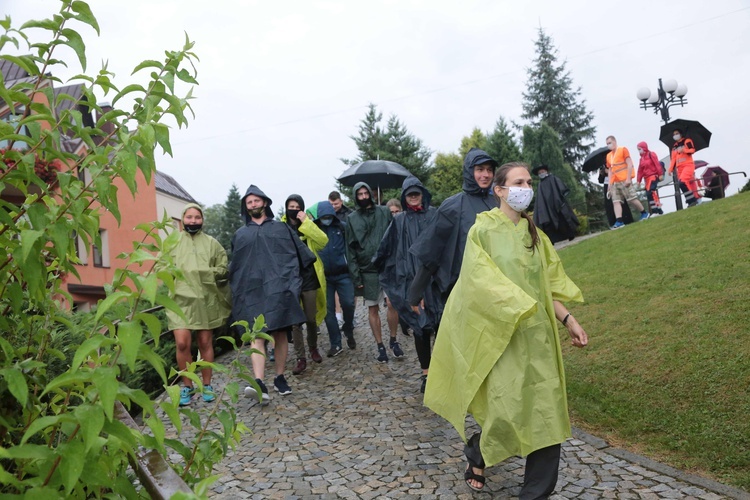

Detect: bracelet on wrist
562,313,571,326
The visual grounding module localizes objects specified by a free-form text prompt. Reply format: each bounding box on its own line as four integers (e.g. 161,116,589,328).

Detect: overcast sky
6,1,750,214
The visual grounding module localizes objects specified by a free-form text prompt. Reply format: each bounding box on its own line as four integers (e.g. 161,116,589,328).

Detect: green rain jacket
282,205,329,326
166,203,231,331
424,208,583,466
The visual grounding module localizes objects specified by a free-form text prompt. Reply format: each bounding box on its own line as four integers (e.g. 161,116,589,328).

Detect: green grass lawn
558,192,750,491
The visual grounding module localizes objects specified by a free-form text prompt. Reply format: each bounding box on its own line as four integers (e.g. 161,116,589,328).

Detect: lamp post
637,78,689,210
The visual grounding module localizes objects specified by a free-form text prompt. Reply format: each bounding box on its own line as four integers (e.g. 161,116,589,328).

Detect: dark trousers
465,432,561,499
413,327,435,370
324,273,355,348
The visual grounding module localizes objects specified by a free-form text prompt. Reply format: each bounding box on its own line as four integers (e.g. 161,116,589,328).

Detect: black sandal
464,463,486,492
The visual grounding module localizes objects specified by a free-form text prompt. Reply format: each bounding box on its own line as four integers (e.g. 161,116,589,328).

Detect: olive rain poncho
423,208,583,467
165,203,231,331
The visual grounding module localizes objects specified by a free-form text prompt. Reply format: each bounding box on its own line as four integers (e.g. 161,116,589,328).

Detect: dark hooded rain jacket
374,176,438,336
532,173,579,244
229,185,315,332
408,148,499,307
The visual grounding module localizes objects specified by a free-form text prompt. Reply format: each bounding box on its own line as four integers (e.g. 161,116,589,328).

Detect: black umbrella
582,147,609,173
338,160,412,202
659,119,712,151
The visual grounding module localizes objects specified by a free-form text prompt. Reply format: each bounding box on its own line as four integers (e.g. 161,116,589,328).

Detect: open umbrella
338,160,412,202
702,165,730,199
659,119,712,151
582,147,609,173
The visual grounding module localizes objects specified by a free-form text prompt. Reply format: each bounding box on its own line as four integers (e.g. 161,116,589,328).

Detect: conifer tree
522,28,596,171
485,117,522,167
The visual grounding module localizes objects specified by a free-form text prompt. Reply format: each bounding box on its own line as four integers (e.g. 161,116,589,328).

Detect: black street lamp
637,78,689,210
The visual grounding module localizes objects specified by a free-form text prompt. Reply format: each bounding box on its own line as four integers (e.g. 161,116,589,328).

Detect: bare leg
250,337,266,380
613,201,623,218
272,330,288,376
173,329,193,387
196,329,214,385
386,298,398,340
368,305,383,344
629,197,645,212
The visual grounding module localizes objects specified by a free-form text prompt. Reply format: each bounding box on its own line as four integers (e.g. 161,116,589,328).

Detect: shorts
611,181,637,203
364,289,384,308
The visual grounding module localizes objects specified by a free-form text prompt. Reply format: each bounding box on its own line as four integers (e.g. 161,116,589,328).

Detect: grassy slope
558,192,750,490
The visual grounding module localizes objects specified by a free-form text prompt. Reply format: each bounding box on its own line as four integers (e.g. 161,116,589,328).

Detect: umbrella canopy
582,147,609,173
338,160,412,190
702,166,729,187
659,119,712,151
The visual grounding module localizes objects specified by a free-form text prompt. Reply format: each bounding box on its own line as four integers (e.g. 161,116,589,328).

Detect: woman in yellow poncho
423,162,588,498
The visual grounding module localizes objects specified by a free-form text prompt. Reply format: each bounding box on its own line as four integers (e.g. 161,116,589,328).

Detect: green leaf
154,293,186,323
74,404,105,453
131,59,164,75
92,367,118,420
71,1,100,35
59,439,85,495
117,321,142,371
42,369,89,396
111,83,147,106
20,229,44,264
153,123,172,156
61,28,87,71
0,444,54,460
94,291,129,322
71,335,112,370
137,344,167,383
1,367,28,407
21,415,64,445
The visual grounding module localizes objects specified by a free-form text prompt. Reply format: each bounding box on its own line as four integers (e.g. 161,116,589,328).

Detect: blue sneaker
611,221,625,230
640,212,649,221
202,384,216,403
179,386,193,406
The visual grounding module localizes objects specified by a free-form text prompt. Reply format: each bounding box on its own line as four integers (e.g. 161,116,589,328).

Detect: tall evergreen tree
203,184,244,259
522,122,585,208
522,28,596,172
340,103,433,201
427,128,487,205
485,117,522,167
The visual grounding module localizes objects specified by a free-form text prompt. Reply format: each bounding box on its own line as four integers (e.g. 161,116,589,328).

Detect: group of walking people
162,148,590,498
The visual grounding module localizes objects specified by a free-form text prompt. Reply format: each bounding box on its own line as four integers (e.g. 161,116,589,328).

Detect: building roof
155,170,196,202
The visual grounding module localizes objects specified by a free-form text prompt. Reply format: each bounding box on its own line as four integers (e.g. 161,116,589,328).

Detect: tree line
204,27,606,249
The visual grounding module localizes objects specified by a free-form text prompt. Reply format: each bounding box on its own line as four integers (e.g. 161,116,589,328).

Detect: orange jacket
669,138,696,174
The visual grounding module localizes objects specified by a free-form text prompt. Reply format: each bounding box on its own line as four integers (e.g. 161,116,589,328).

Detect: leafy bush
0,2,259,496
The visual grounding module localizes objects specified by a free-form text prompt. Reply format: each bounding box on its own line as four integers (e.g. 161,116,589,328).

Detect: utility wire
174,6,749,145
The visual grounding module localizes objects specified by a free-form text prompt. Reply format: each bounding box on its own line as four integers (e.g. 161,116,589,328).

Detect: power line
173,6,749,145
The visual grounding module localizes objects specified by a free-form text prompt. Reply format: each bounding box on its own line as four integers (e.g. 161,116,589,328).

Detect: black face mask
184,223,202,234
286,209,300,221
356,197,371,209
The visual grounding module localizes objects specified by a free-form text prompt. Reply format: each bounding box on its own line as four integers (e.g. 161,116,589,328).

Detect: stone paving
172,302,748,499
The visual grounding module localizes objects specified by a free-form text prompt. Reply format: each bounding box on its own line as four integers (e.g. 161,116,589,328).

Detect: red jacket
636,141,662,183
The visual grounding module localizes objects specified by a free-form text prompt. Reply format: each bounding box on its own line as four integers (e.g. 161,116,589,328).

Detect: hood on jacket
637,141,650,155
400,175,431,210
241,184,274,224
314,200,337,220
352,181,375,209
462,148,498,195
181,202,204,219
285,194,305,212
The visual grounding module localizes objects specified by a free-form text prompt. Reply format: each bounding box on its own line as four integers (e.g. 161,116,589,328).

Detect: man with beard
408,148,499,327
531,165,580,243
374,176,438,392
345,182,396,363
231,185,315,403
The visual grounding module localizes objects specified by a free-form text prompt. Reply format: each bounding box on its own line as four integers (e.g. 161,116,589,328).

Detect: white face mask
500,186,534,212
673,134,681,141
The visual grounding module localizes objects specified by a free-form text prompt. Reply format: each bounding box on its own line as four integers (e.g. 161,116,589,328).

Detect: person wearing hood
531,165,580,243
282,194,329,376
163,203,231,407
374,176,438,393
230,185,316,403
345,182,397,363
408,148,499,326
424,162,588,495
668,129,703,207
605,135,649,229
636,142,665,216
314,200,355,355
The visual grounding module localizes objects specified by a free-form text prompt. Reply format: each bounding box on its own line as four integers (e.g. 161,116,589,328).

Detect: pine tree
427,128,487,205
201,184,243,259
485,117,522,167
522,28,596,171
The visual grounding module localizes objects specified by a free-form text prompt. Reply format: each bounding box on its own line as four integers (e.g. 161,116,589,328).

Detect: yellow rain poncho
166,203,231,331
424,208,582,467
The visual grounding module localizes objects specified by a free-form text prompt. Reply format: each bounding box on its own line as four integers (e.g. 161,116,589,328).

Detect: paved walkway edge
572,427,750,500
